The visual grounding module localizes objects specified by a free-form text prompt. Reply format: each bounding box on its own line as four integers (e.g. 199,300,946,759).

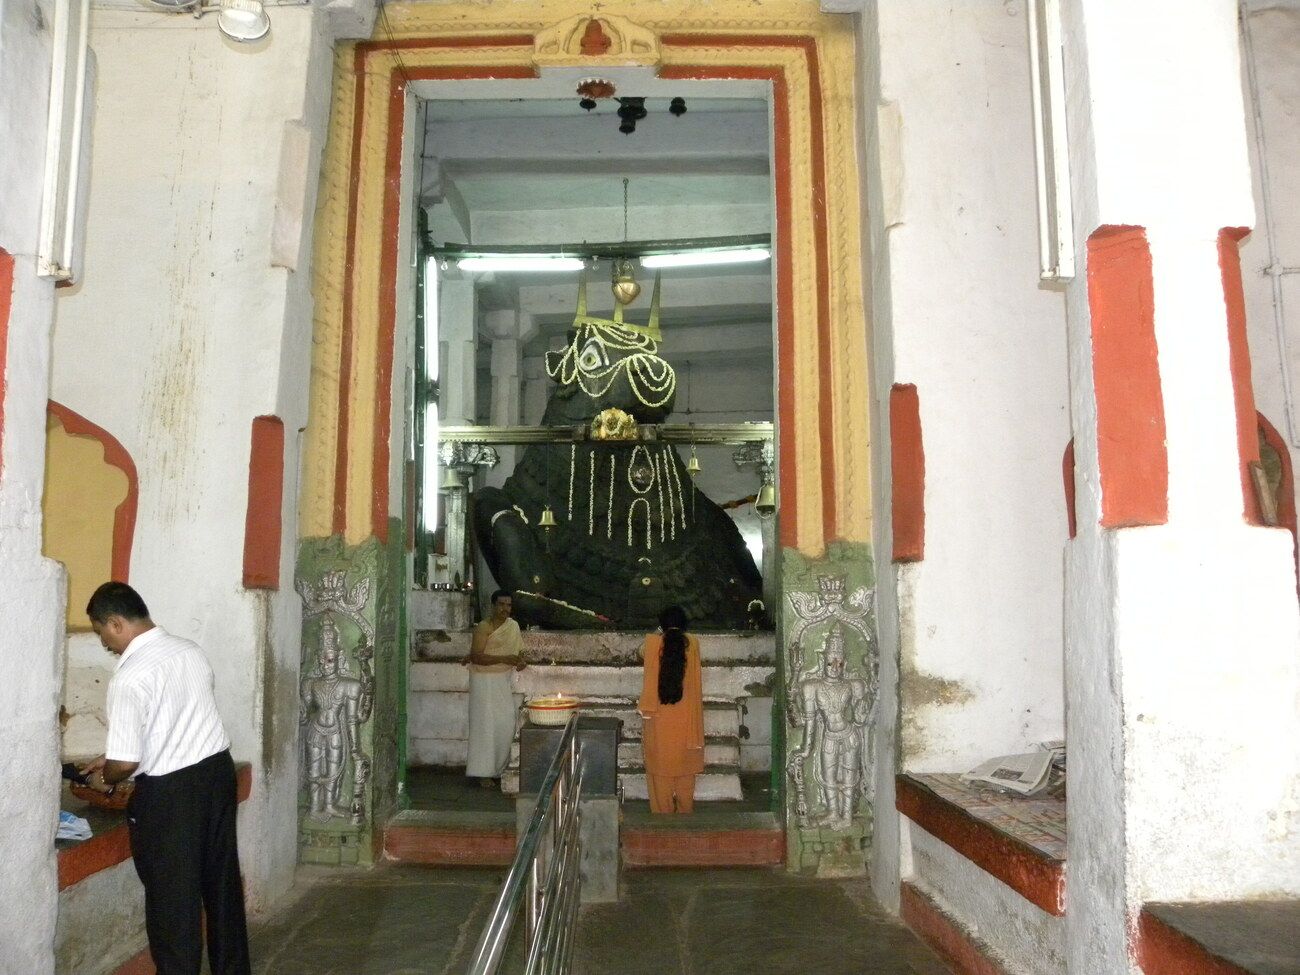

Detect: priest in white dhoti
464,589,526,787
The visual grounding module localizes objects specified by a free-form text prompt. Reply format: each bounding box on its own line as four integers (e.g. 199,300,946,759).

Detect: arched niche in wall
43,402,139,630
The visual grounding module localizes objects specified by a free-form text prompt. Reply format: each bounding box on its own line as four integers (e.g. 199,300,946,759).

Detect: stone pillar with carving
295,528,403,865
780,544,878,876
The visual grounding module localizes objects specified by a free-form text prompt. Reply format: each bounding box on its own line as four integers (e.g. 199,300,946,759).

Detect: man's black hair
86,581,150,624
491,589,511,604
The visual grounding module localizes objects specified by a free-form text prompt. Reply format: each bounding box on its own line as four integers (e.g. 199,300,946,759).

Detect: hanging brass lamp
611,257,641,306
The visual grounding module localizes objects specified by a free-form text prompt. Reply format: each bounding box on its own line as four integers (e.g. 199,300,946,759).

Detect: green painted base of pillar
780,541,878,877
296,522,405,867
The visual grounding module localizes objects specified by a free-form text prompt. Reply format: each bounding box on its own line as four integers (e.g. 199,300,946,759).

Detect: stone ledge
900,882,1011,975
895,773,1065,916
1137,901,1300,975
59,762,253,892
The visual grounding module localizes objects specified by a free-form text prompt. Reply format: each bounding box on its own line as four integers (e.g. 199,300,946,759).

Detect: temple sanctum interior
4,2,1300,975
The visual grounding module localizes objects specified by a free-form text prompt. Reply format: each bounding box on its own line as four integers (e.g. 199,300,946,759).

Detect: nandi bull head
543,274,676,425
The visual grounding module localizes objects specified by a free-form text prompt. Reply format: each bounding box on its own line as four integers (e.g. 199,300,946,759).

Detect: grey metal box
519,715,621,797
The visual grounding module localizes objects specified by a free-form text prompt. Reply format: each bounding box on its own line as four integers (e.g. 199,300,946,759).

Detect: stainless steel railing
467,716,585,975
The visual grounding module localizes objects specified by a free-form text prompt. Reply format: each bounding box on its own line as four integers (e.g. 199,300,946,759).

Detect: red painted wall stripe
0,250,13,481
900,883,1012,975
243,415,285,589
1087,226,1168,528
1136,908,1254,975
890,384,925,562
47,401,139,582
1218,227,1263,524
1063,439,1077,539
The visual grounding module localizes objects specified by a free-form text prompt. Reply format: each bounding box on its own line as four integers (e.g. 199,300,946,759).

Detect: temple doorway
403,86,780,824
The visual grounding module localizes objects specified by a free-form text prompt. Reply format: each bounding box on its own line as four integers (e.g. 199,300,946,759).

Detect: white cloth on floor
466,670,518,778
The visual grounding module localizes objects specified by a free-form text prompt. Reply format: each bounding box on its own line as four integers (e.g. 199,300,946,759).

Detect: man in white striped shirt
81,582,250,975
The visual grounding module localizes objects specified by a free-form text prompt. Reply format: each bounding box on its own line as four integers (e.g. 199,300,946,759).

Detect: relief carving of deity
297,571,375,827
785,575,878,831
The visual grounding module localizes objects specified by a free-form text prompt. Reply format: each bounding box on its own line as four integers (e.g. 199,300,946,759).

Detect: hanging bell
755,481,777,516
440,468,462,490
686,447,701,476
538,505,558,529
611,258,641,306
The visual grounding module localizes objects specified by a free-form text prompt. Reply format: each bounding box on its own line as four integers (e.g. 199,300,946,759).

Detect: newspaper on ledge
961,741,1066,796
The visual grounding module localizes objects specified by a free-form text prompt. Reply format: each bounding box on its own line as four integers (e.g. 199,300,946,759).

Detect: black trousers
128,749,251,975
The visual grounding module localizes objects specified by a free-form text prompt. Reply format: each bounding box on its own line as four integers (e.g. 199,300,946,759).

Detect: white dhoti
466,671,517,777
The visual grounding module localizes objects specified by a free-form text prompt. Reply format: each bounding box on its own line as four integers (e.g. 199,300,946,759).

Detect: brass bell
440,468,462,490
611,258,641,306
538,505,558,529
686,447,701,476
755,482,776,516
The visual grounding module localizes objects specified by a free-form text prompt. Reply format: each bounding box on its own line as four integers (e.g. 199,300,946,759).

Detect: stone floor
248,865,953,975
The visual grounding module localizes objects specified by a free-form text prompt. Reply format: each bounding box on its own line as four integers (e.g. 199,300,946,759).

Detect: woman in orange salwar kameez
638,605,704,814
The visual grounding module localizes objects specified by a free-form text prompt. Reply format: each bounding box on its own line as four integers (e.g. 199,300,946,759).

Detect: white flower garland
668,449,687,529
545,323,677,410
654,453,666,543
607,456,615,539
661,446,677,540
587,451,596,537
628,497,652,549
568,445,576,523
627,445,654,495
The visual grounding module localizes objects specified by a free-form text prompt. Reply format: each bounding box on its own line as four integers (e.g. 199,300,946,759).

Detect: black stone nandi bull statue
473,276,763,630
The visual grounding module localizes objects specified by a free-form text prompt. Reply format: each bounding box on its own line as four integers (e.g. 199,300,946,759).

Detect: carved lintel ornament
533,14,660,69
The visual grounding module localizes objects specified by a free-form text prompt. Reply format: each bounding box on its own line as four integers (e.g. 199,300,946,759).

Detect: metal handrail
467,716,585,975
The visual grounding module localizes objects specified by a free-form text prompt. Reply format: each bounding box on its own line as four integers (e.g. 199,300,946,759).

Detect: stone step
502,764,744,802
547,698,745,740
508,735,741,770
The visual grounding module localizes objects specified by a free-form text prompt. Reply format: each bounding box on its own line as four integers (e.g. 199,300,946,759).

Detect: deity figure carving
785,575,878,831
787,625,870,830
299,617,374,825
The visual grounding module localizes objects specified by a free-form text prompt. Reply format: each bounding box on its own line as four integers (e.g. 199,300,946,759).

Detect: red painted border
1086,226,1168,529
1063,439,1077,539
1136,907,1254,975
1219,227,1263,524
47,401,139,582
243,416,285,589
900,882,1012,975
337,33,839,551
334,36,535,541
889,383,925,562
60,764,252,892
895,774,1065,916
662,33,837,546
0,250,12,481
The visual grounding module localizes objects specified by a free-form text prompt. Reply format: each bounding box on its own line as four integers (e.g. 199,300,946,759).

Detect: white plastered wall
859,0,1070,907
0,0,68,970
1059,2,1300,973
49,7,336,911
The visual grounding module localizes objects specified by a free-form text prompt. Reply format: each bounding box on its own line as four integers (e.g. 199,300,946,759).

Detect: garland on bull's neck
568,445,576,523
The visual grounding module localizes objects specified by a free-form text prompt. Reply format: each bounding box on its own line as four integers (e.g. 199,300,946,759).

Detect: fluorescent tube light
457,256,585,273
640,248,770,269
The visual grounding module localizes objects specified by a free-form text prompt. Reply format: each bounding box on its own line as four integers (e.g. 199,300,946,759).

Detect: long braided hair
657,605,689,705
